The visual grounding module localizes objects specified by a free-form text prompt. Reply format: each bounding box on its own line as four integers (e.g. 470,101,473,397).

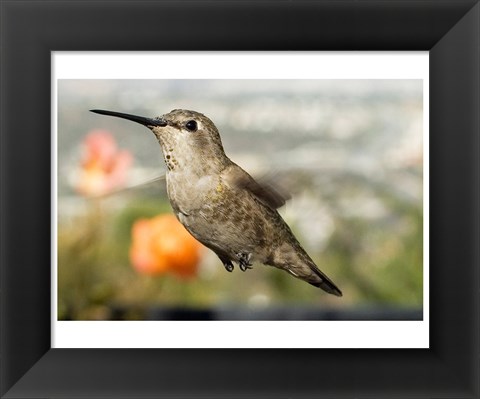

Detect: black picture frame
1,1,479,398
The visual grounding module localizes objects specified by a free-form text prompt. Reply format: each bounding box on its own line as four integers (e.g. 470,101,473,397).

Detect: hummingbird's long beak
90,109,167,127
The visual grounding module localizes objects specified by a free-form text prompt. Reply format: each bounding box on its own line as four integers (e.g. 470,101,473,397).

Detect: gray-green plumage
91,108,342,296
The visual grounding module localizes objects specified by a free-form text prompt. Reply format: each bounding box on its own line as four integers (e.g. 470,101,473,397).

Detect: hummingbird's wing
225,165,291,210
88,175,166,200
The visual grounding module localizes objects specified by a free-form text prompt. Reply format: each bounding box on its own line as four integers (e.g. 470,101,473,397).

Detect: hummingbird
91,109,342,297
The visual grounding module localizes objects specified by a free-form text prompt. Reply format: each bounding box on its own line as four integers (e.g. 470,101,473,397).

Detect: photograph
56,77,424,323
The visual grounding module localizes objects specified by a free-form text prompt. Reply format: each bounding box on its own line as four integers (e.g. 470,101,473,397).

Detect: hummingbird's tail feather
270,243,342,297
307,265,343,297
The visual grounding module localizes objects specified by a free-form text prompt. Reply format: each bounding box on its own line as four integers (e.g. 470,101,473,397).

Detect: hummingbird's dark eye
185,120,198,132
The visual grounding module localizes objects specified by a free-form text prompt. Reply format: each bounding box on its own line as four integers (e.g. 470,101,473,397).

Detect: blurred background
57,79,423,321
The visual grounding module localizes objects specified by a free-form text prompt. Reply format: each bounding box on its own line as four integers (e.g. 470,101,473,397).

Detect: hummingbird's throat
162,148,177,171
155,135,178,171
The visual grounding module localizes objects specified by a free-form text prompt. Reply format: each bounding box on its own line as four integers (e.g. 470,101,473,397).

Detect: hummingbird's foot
222,259,234,272
216,253,235,272
237,253,253,272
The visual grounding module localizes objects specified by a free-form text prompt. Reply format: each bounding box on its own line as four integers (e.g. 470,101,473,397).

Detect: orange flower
130,214,203,278
75,130,132,196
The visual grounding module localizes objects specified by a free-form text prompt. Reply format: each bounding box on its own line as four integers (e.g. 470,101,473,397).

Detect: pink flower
75,130,132,196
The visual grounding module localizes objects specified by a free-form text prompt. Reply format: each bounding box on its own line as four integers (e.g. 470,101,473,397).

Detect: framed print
1,1,479,398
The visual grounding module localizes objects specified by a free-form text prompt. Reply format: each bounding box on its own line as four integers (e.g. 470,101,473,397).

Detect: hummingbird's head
90,109,228,173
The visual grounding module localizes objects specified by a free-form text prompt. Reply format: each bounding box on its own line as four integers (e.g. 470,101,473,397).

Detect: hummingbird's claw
216,254,235,272
239,263,253,272
237,253,253,272
223,260,234,272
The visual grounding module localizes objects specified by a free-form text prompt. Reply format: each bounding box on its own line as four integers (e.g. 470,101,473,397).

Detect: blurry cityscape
57,79,423,320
